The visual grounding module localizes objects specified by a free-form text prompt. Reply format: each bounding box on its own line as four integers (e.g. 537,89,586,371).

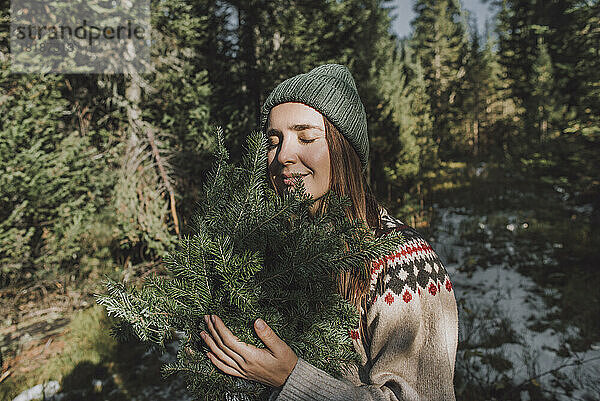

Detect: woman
200,64,458,401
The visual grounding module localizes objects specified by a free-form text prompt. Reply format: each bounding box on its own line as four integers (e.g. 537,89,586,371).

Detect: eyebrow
291,124,323,132
267,124,324,136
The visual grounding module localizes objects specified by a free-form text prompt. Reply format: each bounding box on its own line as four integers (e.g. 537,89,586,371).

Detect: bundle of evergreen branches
96,128,403,400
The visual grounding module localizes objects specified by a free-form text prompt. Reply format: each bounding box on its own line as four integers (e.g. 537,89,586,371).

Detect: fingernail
211,315,215,323
255,318,265,330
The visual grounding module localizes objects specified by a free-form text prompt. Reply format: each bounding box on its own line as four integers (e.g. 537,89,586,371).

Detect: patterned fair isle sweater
269,207,458,401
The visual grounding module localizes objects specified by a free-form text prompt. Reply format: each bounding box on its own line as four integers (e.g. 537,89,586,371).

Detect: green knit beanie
260,64,369,169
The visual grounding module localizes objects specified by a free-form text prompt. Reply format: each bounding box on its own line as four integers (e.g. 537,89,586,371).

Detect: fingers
204,315,247,366
201,326,243,373
206,351,244,378
253,318,285,356
201,315,298,388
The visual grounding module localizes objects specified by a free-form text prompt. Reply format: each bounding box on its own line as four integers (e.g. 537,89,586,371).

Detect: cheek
305,148,330,194
312,148,330,178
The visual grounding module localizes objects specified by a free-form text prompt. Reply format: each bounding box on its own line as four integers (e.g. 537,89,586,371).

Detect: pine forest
0,0,599,400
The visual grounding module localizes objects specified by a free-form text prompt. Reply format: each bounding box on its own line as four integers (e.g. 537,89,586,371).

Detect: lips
282,173,308,186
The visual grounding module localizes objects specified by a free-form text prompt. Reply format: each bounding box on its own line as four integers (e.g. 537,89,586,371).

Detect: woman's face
267,102,331,200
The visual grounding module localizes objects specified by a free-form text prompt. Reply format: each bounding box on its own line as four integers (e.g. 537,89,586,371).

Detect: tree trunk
126,75,180,236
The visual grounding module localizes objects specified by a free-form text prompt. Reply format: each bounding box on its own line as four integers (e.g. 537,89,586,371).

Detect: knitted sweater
269,208,458,401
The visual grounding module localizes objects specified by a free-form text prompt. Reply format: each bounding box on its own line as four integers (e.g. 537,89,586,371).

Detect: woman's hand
200,314,299,388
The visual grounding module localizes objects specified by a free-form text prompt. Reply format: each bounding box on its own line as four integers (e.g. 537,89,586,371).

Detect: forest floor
1,283,77,395
0,269,191,400
426,161,600,401
1,161,599,401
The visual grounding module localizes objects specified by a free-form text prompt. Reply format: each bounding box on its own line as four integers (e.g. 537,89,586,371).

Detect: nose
276,135,299,166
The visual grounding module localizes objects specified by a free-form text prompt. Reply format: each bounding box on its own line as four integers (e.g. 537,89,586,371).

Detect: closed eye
267,136,317,149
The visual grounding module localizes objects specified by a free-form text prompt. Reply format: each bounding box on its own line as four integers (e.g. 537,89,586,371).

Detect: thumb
254,318,285,352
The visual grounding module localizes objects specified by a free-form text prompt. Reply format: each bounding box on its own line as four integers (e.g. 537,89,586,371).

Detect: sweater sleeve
270,221,459,401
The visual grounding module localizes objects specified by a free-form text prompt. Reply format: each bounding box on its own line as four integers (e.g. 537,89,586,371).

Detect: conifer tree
97,128,404,400
494,0,554,152
101,0,215,257
0,0,216,284
375,40,435,211
477,28,515,158
410,0,469,160
529,39,562,143
336,0,406,203
0,69,116,284
459,24,513,157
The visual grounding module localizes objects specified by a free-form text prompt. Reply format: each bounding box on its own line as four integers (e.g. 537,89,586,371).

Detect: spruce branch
97,127,405,400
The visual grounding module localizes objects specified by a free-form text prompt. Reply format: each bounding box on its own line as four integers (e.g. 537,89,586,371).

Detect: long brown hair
315,117,381,343
321,117,380,296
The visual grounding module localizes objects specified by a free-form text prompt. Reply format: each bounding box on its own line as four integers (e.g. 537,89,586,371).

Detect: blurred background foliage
0,0,599,399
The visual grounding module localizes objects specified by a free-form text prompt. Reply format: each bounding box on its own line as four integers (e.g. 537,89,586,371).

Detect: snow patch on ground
430,206,600,400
